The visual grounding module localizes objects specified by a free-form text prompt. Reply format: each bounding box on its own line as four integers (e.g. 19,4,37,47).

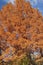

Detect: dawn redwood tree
0,0,43,63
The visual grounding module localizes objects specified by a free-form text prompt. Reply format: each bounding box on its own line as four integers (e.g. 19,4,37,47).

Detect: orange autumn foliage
0,0,43,61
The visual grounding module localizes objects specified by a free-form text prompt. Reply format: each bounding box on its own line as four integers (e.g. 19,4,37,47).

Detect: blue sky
0,0,43,15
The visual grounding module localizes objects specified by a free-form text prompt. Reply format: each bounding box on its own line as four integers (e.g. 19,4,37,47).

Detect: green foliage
36,61,43,65
19,56,31,65
0,56,43,65
0,56,31,65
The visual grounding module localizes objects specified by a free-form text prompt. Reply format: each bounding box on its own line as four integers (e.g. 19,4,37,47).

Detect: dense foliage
0,0,43,65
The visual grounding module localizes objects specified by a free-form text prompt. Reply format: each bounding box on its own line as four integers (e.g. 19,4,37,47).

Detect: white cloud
29,0,38,6
4,0,15,4
4,0,39,6
3,0,42,6
4,0,38,5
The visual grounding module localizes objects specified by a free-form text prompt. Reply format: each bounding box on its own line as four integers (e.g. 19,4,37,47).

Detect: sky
0,0,43,15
